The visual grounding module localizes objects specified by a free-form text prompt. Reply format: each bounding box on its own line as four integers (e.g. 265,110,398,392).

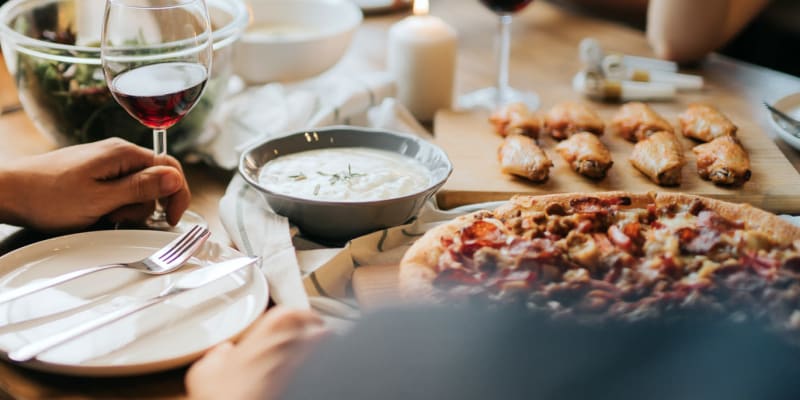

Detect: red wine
480,0,534,14
111,62,207,129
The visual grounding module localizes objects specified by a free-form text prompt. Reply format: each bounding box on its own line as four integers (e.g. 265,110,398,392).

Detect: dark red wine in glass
479,0,534,14
111,62,208,130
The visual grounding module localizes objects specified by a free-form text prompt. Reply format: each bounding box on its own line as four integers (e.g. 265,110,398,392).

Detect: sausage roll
611,102,673,142
498,134,553,182
629,131,685,186
489,102,541,138
692,135,751,186
555,132,614,179
678,103,738,142
544,101,605,140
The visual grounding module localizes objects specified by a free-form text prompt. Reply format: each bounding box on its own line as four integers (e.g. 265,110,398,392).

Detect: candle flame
413,0,429,16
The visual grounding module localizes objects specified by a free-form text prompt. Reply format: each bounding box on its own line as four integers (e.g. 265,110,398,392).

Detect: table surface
2,0,800,398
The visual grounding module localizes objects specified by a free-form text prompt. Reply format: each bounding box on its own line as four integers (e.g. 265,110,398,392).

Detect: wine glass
459,0,539,111
101,0,212,231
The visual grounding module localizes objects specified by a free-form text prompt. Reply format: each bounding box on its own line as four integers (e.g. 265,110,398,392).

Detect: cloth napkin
191,68,415,169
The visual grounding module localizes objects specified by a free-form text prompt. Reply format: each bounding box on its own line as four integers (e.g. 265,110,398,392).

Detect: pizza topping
458,219,507,257
427,196,800,331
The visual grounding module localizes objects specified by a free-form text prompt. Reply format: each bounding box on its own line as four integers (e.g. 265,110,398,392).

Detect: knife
9,256,259,362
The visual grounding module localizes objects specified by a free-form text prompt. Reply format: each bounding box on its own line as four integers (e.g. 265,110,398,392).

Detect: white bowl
768,93,800,152
233,0,362,84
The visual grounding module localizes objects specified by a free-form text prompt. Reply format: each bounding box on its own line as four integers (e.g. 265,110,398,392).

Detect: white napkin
193,70,405,169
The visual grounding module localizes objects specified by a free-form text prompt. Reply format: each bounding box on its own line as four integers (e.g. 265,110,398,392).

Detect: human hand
186,307,330,400
0,138,190,231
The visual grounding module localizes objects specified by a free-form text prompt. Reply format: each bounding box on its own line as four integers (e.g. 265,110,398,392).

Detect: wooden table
1,0,799,397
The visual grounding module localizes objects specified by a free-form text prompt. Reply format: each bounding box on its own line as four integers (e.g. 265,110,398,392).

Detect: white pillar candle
387,0,457,122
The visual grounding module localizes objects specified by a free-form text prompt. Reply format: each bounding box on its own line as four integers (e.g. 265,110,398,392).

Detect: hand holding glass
101,0,212,230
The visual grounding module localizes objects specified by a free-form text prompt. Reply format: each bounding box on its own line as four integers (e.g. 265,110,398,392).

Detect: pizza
400,192,800,330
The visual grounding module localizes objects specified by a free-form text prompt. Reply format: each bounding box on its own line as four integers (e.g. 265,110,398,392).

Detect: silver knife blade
9,256,259,362
173,256,260,291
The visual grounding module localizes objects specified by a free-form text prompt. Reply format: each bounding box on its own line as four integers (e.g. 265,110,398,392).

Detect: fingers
85,138,156,180
185,308,328,400
185,341,235,400
80,139,192,225
239,307,325,348
106,203,156,224
162,163,191,226
99,165,185,213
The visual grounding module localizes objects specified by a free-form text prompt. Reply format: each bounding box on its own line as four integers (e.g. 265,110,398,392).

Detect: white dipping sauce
259,147,432,202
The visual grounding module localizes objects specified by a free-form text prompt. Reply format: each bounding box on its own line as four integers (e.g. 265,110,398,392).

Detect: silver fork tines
155,225,209,266
0,225,211,305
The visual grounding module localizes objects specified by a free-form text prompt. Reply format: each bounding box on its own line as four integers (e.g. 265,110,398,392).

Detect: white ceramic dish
233,0,362,84
767,92,800,152
0,230,268,377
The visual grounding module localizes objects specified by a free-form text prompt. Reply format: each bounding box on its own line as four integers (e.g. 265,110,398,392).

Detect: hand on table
186,306,330,400
0,138,190,231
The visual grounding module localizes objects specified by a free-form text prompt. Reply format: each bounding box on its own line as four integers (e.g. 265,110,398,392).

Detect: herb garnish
317,164,366,185
288,172,307,181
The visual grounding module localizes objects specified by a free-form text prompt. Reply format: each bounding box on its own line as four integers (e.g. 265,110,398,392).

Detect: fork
764,101,800,136
0,225,210,305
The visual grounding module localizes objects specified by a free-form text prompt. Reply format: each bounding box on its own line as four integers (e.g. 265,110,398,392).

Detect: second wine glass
460,0,538,111
101,0,212,231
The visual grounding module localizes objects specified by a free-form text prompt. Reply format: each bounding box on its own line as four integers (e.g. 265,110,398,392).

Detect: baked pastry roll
629,131,685,186
678,103,738,142
544,101,605,140
693,135,751,186
498,134,553,182
489,102,541,138
612,102,673,142
555,132,613,179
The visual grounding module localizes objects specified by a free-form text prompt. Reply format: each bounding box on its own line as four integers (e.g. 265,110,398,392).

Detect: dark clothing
283,307,800,400
549,0,800,77
722,0,800,77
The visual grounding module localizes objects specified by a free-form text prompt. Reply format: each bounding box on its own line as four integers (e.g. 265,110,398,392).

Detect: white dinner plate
768,92,800,152
0,230,268,377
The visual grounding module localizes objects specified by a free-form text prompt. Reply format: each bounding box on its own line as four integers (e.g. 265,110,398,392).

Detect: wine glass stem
152,128,168,222
496,14,513,105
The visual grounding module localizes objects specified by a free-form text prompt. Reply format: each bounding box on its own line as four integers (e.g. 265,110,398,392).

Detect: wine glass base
458,87,540,112
145,210,207,233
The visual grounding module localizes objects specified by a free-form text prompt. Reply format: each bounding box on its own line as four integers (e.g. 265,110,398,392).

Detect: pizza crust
399,192,800,302
398,212,476,304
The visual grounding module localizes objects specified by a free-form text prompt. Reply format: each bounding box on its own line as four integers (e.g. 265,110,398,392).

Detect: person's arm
0,165,24,227
0,138,191,232
646,0,770,63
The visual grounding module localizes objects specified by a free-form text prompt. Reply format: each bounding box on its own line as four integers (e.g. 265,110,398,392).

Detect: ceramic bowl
239,126,452,242
233,0,362,84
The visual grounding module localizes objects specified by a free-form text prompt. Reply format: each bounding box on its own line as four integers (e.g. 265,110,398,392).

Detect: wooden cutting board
433,109,800,213
352,265,401,310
